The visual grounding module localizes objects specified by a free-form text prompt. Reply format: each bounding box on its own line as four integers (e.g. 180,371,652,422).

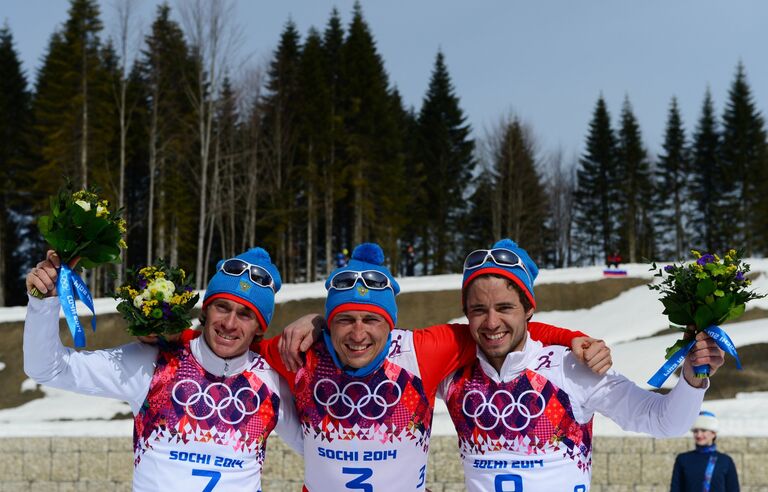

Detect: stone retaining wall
1,436,766,491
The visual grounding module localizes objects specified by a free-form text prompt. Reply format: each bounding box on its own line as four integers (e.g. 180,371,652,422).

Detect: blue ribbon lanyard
56,264,97,348
702,454,718,492
647,325,741,388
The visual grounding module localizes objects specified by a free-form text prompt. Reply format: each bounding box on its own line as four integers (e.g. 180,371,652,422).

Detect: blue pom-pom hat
325,243,400,329
203,247,282,332
462,239,538,309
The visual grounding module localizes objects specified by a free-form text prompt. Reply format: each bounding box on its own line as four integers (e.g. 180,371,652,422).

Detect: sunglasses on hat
329,270,393,291
219,258,276,292
463,248,533,285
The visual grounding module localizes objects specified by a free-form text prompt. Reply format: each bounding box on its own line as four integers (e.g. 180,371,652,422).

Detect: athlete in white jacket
439,239,725,492
24,248,303,492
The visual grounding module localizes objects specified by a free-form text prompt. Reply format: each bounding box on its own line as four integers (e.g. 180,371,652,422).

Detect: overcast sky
4,1,767,165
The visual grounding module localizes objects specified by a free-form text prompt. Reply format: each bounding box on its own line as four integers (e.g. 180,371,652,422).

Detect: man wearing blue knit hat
24,248,302,492
261,241,612,491
438,238,726,492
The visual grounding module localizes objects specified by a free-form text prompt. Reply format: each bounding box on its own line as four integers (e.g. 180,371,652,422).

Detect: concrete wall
1,435,766,491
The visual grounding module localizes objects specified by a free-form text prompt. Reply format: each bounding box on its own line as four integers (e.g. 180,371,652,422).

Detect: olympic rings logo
313,378,402,420
462,389,545,431
172,379,261,425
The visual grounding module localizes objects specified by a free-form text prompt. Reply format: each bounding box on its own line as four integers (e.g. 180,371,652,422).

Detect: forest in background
0,0,766,306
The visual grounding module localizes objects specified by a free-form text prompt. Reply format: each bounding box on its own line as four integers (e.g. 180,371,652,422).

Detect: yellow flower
691,250,702,259
119,239,127,249
179,269,186,281
714,254,720,262
118,219,127,233
141,299,158,317
692,264,704,272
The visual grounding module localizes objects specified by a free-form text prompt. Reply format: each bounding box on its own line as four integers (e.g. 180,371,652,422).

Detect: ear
525,307,535,322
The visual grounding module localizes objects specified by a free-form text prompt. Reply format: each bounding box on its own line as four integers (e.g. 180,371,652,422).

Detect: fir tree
689,89,724,252
297,27,332,281
321,8,346,274
574,96,618,264
720,62,767,254
490,118,549,262
616,96,652,262
32,0,113,194
0,25,32,305
338,3,401,259
414,50,474,273
139,3,197,269
656,97,690,259
260,19,302,280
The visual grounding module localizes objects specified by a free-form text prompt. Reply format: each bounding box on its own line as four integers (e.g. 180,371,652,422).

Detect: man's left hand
682,331,725,388
571,337,612,375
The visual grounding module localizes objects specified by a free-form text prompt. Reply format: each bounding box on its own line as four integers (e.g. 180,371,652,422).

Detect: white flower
147,278,176,301
75,200,91,211
133,295,145,308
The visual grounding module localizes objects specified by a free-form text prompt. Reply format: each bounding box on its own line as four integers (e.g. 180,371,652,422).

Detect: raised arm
24,252,157,413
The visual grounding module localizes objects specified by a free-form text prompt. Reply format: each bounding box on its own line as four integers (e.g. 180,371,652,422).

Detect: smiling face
328,310,390,368
202,298,262,358
465,275,534,372
693,428,716,447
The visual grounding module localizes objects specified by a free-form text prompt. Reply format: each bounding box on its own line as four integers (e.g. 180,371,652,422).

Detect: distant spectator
670,410,739,492
606,250,623,268
404,243,416,276
335,248,348,268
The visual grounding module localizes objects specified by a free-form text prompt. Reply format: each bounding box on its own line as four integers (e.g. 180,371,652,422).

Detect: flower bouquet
34,184,127,347
647,249,764,387
113,261,199,338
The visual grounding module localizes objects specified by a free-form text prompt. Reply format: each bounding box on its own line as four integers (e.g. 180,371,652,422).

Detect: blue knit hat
203,247,282,331
325,243,400,329
462,239,538,309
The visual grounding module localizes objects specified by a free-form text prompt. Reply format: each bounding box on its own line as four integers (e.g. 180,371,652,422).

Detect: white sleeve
562,352,706,437
23,295,159,414
274,377,304,456
436,371,456,401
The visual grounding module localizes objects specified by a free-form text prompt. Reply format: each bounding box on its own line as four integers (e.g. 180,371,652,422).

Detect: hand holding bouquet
33,184,126,347
647,249,764,387
113,261,199,339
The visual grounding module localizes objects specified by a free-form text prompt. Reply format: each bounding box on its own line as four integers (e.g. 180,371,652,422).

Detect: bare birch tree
178,0,243,288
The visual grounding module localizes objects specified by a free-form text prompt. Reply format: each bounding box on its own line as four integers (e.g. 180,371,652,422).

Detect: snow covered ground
2,259,767,437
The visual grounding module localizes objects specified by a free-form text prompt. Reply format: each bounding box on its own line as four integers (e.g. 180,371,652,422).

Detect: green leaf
665,337,689,359
668,308,693,326
696,278,716,299
710,294,733,320
714,289,724,297
725,303,746,322
38,215,52,234
694,304,715,330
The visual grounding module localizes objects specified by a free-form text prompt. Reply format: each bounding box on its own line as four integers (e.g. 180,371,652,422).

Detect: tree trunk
353,162,363,246
0,210,6,306
147,84,159,265
80,44,88,189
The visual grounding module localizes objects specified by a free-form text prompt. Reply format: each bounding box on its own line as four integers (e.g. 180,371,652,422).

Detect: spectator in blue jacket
670,410,739,492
